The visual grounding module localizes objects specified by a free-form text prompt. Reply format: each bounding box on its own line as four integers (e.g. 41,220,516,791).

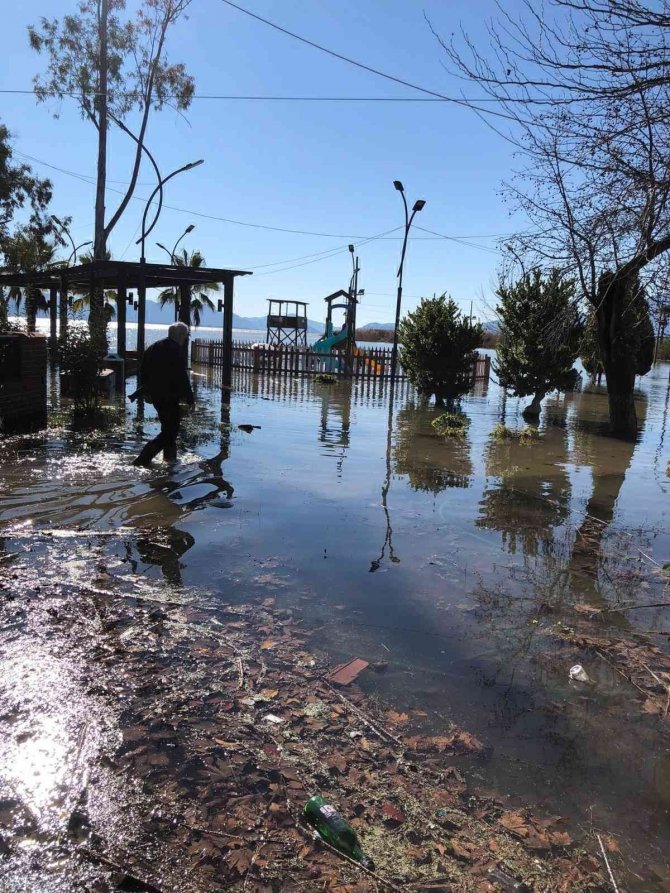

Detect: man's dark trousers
136,398,181,464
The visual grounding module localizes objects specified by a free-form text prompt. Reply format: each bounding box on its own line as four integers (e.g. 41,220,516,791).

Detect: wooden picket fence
192,339,491,384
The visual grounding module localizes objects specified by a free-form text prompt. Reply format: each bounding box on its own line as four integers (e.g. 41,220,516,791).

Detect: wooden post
137,266,147,364
221,274,234,391
59,275,68,347
49,285,58,350
117,277,127,360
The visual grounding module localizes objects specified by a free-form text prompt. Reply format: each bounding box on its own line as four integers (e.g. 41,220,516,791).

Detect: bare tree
434,0,670,436
29,0,194,350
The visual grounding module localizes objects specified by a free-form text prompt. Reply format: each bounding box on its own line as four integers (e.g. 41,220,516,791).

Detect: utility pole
94,0,108,261
89,0,109,352
346,245,360,375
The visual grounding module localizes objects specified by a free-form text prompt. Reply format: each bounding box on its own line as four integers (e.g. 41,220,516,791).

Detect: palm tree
3,229,55,332
70,249,117,322
157,248,218,328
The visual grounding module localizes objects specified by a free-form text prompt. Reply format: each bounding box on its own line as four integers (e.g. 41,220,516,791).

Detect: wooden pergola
0,259,252,389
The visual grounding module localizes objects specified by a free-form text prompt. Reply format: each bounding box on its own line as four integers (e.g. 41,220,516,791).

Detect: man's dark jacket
139,337,194,405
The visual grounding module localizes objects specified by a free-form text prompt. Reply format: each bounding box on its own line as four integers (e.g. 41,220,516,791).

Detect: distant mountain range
359,322,395,331
361,320,501,334
30,301,324,332
28,303,500,334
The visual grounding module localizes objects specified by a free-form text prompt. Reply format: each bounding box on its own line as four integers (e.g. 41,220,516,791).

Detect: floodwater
1,357,670,890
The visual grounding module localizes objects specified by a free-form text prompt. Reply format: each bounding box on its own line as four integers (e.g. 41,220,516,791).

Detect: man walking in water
133,321,194,466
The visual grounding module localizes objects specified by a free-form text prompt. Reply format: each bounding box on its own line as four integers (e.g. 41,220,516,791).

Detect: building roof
0,259,252,291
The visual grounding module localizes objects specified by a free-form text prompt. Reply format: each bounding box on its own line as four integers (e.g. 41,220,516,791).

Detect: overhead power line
16,149,513,248
217,0,517,122
0,89,500,103
414,225,503,256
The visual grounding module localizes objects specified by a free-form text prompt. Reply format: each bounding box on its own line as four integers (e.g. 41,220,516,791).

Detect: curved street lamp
50,215,92,265
156,224,196,265
390,181,425,383
134,161,204,360
156,225,196,321
136,161,203,263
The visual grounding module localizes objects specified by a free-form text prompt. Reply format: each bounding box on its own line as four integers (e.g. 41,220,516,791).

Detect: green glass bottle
304,795,374,870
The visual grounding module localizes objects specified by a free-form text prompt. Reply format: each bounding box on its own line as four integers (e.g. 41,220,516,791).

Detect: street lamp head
348,244,354,253
413,199,426,212
393,180,404,192
185,224,195,234
50,214,64,227
185,159,205,171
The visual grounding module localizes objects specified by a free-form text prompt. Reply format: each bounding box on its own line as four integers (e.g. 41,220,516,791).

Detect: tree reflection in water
566,390,647,611
474,389,649,617
394,402,473,493
476,420,571,558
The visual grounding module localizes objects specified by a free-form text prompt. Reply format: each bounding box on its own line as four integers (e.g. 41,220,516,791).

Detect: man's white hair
168,321,190,344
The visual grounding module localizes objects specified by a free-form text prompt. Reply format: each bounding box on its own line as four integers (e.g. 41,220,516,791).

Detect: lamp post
157,225,196,322
50,216,92,266
389,181,425,384
157,223,195,265
135,161,204,361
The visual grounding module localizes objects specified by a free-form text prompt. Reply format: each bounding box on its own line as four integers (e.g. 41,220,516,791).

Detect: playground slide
312,326,348,354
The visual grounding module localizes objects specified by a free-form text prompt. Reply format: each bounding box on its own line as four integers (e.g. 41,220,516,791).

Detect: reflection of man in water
134,322,194,467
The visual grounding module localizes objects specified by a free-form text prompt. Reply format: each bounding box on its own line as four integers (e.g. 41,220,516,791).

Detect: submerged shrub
432,411,470,438
59,327,102,415
491,423,539,444
315,373,336,384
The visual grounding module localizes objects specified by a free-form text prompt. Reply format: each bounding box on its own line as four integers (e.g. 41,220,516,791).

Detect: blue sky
2,0,523,326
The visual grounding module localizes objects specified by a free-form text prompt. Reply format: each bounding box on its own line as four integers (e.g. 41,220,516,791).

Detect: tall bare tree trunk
178,285,191,327
522,391,545,418
595,272,638,440
90,0,109,355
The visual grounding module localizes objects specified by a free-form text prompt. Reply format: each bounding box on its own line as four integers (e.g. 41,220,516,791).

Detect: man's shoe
132,456,153,468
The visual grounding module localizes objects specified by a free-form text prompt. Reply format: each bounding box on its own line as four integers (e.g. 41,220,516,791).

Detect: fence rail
192,339,491,384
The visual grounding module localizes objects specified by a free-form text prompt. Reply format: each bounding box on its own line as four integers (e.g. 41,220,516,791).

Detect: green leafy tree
156,248,218,328
399,295,482,407
0,120,53,259
580,275,654,386
579,313,604,380
29,0,195,350
495,268,582,418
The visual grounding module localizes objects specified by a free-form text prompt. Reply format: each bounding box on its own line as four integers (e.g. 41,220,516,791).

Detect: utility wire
217,0,518,122
0,89,503,103
16,149,514,248
252,227,402,276
414,225,503,256
15,149,393,239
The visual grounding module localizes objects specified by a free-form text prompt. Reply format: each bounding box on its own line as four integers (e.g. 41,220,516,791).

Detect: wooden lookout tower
266,299,308,347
